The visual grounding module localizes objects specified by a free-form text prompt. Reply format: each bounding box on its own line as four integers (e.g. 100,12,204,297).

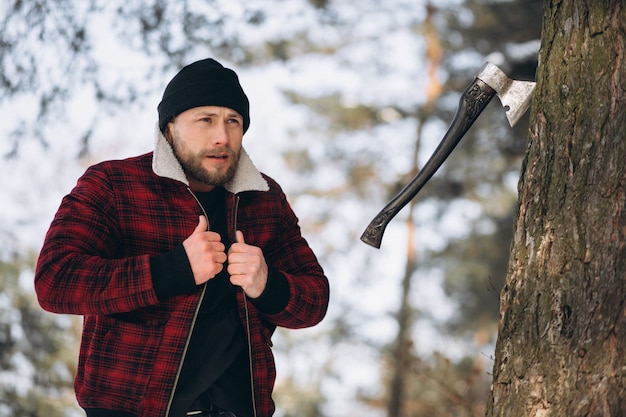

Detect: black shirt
168,187,253,417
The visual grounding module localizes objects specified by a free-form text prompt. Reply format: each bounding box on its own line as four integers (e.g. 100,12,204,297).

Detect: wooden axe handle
360,78,496,249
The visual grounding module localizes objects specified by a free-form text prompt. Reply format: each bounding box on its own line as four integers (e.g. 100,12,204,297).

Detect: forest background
0,0,542,416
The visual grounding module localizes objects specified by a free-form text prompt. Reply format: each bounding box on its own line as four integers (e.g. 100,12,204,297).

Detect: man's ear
164,123,173,144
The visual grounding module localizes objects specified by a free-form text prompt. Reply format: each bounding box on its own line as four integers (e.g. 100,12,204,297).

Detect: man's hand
183,216,227,285
228,231,268,298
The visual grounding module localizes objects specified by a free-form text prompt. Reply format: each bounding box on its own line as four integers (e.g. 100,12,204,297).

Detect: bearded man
35,58,330,417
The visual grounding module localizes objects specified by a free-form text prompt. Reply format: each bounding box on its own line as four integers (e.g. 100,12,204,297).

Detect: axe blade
476,62,536,127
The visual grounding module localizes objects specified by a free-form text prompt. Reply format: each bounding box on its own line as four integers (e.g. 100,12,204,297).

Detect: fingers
228,232,268,298
183,216,226,285
228,230,250,259
194,215,208,233
192,216,222,243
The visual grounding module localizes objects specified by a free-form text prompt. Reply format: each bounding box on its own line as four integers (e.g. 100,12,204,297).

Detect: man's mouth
206,153,229,160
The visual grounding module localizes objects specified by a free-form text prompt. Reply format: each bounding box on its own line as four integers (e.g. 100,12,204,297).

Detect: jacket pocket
109,306,171,326
79,314,166,404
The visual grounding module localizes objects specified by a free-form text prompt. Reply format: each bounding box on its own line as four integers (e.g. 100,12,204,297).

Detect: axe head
476,62,536,127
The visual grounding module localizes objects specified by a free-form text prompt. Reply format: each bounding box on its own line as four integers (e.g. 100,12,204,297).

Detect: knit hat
157,58,250,133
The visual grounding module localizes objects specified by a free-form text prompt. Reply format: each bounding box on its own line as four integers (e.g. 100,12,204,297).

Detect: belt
186,404,237,417
186,411,237,417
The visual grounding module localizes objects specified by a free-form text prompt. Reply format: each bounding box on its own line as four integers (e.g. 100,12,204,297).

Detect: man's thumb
195,215,209,232
235,230,245,243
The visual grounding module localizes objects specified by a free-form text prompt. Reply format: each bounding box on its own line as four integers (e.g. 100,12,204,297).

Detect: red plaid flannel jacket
34,129,329,417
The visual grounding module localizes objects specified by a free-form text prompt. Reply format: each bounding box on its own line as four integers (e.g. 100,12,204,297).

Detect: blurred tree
486,1,626,415
2,1,419,416
0,0,330,156
385,5,441,417
404,352,489,417
284,1,542,416
429,0,542,340
0,253,80,417
392,0,541,413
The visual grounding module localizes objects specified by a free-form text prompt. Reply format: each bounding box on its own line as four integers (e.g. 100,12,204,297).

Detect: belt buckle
187,402,237,417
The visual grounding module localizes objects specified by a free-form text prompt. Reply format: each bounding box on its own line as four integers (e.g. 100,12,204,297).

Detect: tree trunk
486,1,626,416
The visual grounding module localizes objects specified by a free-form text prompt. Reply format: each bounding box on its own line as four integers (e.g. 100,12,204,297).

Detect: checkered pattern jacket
34,127,329,417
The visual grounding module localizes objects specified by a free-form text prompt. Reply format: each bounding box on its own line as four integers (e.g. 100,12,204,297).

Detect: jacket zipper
165,191,257,417
243,292,257,417
233,195,259,417
164,188,211,417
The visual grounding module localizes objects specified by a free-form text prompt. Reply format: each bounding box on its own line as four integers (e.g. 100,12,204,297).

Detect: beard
169,128,240,187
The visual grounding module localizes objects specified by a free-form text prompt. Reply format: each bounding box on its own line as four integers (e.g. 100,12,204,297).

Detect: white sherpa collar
151,123,269,194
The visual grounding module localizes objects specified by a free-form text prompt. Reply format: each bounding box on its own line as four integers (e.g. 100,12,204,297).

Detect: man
34,58,330,417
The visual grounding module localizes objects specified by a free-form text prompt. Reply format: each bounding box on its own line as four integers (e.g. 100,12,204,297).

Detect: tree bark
486,1,626,416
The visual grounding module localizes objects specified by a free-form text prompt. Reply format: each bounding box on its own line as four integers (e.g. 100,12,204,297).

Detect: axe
360,62,536,249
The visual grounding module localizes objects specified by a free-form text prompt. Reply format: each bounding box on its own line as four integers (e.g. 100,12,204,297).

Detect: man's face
166,105,244,192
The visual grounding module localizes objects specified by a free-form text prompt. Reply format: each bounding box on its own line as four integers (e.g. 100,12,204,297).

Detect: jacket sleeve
34,164,161,316
248,178,330,329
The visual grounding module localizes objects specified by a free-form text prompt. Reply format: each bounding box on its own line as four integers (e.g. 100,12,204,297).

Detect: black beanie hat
157,58,250,133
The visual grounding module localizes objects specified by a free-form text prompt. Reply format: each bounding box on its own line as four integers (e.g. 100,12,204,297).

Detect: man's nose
211,121,229,144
